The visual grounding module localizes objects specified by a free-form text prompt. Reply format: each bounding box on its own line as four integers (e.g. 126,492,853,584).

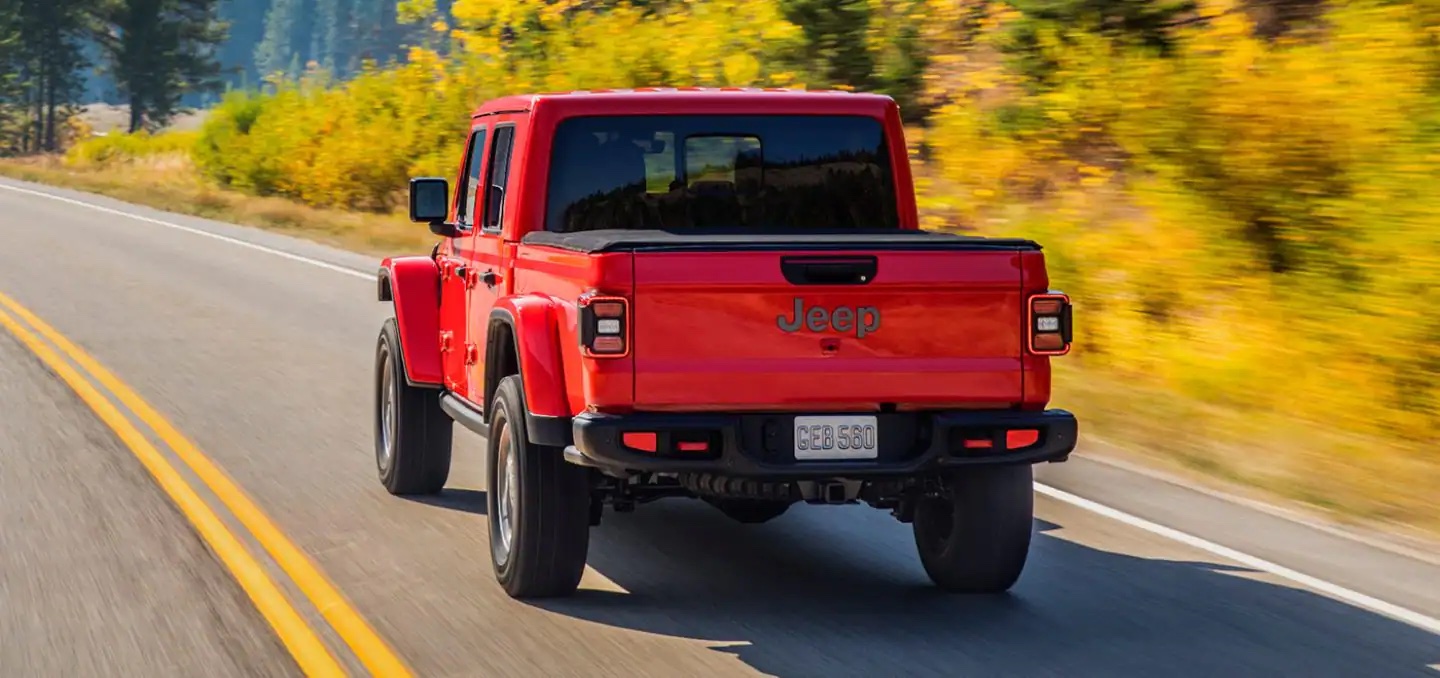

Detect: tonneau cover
521,228,1041,253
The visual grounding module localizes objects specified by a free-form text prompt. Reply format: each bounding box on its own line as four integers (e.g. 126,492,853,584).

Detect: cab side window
482,125,515,231
456,128,487,231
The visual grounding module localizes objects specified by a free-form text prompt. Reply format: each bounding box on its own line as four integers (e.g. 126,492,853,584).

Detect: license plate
793,415,879,460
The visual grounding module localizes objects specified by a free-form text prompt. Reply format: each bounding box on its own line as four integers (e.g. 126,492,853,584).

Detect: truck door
439,124,487,398
466,120,518,406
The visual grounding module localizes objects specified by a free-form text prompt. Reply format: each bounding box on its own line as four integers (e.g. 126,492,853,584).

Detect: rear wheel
374,318,452,495
912,465,1034,593
705,498,793,524
487,375,591,598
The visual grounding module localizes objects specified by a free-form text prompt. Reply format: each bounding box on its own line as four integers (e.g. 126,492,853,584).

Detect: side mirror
484,184,504,230
408,177,449,224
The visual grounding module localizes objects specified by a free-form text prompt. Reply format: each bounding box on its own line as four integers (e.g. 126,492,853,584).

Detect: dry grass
3,154,1437,543
1053,361,1440,541
0,155,436,256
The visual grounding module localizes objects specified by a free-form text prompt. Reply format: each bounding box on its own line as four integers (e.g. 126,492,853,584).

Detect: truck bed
521,228,1041,253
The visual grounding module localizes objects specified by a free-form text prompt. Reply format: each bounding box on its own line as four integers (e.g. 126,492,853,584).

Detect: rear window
544,115,898,232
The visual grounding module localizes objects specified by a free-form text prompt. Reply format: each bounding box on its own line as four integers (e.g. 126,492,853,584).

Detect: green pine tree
9,0,92,151
0,0,26,154
254,0,298,81
777,0,876,91
95,0,228,132
216,0,272,91
311,0,351,76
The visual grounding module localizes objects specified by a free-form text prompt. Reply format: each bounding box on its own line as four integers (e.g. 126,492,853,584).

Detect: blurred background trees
0,0,225,140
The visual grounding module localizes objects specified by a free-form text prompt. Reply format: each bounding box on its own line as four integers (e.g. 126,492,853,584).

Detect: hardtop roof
472,87,896,118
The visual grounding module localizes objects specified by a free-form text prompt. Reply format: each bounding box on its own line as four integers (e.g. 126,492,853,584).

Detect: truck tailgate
631,248,1025,410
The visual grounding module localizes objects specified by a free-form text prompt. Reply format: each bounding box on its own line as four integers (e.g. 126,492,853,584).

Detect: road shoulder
1039,447,1440,621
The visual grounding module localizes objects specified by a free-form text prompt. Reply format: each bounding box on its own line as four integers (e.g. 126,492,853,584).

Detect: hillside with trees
0,0,425,143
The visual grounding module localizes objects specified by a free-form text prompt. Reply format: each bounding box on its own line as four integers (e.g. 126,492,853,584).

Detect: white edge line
0,183,373,280
1036,483,1440,636
1074,437,1440,567
6,179,1434,631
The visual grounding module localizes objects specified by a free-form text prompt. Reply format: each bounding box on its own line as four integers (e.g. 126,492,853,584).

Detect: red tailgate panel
631,249,1024,411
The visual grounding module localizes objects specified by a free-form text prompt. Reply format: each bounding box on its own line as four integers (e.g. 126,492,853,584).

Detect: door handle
481,270,500,288
780,256,877,285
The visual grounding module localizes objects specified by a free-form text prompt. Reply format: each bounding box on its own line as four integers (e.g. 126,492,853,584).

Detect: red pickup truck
373,88,1077,599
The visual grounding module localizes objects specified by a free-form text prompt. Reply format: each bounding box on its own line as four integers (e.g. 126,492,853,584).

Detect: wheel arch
377,256,444,387
486,296,572,447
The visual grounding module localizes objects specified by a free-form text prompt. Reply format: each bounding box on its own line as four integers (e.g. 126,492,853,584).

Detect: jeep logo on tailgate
777,298,880,338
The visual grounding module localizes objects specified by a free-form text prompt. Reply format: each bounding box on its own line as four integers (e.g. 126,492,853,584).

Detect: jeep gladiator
373,88,1078,599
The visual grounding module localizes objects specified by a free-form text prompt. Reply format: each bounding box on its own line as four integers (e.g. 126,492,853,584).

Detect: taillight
579,294,629,358
1028,293,1073,356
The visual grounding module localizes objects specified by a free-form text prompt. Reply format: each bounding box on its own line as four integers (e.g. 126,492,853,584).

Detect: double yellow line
0,291,412,678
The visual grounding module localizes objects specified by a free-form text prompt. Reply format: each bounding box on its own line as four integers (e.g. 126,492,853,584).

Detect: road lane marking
0,304,347,677
8,177,1436,636
0,291,415,677
1036,484,1440,636
0,183,372,280
0,180,631,595
1075,444,1440,567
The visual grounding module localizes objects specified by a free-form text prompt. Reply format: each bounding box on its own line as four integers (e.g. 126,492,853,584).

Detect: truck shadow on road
535,500,1440,677
399,488,488,515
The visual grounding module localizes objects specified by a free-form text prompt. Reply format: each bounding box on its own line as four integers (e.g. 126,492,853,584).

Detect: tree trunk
32,70,44,154
40,20,55,152
43,67,57,152
128,100,143,134
19,65,31,154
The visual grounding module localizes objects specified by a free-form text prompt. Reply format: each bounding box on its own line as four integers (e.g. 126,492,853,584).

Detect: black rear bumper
564,409,1077,479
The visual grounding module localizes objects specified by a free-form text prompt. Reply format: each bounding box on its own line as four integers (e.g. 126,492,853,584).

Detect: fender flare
486,295,571,447
376,256,444,387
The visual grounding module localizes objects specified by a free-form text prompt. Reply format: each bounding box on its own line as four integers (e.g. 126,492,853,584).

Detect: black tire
705,498,793,524
374,317,452,495
486,375,591,598
912,464,1034,593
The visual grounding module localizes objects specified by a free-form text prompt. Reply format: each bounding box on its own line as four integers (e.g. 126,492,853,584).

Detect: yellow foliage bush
65,129,200,168
924,0,1440,446
196,52,480,211
449,0,801,90
197,0,806,212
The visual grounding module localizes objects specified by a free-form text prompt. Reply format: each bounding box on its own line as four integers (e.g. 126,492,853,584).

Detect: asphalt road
1,177,1438,677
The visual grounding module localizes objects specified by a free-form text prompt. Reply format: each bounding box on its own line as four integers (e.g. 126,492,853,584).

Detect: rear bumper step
565,409,1077,478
